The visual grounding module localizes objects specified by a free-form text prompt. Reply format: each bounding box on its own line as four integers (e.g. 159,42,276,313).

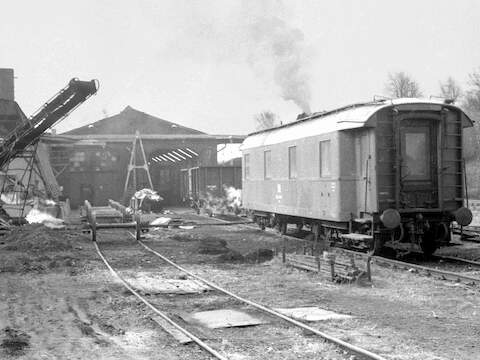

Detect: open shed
48,106,244,207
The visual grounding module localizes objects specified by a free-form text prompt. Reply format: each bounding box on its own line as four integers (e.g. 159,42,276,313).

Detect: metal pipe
185,148,199,156
177,149,193,158
158,155,171,162
171,150,187,160
162,154,177,162
167,152,183,161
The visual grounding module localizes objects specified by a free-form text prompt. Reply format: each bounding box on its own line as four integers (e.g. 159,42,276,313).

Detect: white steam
246,6,312,113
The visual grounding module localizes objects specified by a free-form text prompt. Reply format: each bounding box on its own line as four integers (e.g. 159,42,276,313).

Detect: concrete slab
185,309,265,329
273,307,353,322
126,273,210,294
151,316,192,344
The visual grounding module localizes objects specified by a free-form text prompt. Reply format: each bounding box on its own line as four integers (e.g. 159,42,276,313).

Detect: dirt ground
0,212,479,359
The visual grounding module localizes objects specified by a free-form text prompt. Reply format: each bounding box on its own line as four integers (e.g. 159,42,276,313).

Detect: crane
0,78,98,169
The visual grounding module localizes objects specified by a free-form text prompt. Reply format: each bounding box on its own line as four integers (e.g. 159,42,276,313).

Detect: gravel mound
217,249,244,262
0,224,77,253
244,248,274,263
198,238,229,254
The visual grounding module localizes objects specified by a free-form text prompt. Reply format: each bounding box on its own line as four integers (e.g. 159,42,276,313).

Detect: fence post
330,258,335,281
367,256,372,282
91,211,97,242
135,213,141,240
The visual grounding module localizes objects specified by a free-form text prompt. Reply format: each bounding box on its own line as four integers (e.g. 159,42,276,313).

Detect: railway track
87,207,479,359
433,254,480,268
91,226,388,360
334,248,480,285
198,212,480,286
93,240,228,360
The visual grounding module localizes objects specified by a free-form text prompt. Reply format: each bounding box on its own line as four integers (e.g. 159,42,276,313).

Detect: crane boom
0,78,98,169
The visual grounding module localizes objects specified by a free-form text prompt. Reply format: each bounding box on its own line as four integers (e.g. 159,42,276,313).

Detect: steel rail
204,214,480,285
130,232,387,360
433,254,480,268
334,247,480,285
92,241,229,360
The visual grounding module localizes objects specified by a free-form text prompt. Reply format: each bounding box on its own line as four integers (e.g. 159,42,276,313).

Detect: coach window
264,150,271,179
244,154,250,179
288,146,297,179
319,140,331,177
401,128,430,180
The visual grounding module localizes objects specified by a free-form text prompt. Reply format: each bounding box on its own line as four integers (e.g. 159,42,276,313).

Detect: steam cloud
247,14,312,113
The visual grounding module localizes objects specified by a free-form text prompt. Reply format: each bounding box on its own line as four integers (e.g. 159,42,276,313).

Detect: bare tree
464,68,480,111
439,77,462,102
462,68,480,197
462,68,480,160
254,111,279,130
386,71,423,98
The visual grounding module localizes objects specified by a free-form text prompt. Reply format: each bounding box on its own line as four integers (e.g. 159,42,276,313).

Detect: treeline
386,70,480,161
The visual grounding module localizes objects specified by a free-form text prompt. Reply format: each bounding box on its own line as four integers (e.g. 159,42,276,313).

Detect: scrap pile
130,188,163,213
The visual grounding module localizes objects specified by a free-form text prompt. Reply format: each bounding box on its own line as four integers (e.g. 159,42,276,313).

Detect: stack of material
80,205,123,224
285,251,369,283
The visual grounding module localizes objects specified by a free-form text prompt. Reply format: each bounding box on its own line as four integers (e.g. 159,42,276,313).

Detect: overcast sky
1,0,479,135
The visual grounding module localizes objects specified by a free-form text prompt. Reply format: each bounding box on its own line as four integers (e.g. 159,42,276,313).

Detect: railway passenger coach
241,99,474,255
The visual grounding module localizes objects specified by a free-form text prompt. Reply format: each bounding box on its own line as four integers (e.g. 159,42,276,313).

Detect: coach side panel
243,131,363,221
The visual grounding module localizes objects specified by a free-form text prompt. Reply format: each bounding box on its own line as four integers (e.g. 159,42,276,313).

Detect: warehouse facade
48,106,244,207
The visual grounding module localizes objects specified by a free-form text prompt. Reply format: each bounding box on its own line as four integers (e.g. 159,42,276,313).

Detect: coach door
399,119,438,209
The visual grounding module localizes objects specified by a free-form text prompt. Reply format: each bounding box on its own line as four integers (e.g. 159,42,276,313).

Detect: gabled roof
64,106,205,135
242,98,474,150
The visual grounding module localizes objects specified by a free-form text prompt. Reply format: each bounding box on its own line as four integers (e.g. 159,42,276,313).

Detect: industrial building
48,106,244,207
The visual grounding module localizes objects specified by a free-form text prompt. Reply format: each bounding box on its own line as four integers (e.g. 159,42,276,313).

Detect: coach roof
241,98,473,150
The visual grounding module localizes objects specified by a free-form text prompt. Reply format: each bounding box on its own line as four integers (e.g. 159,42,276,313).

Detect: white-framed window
243,154,250,179
264,150,271,179
288,146,297,179
319,140,331,177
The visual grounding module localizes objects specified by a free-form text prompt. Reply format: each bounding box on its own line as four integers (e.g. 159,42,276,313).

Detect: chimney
0,68,14,100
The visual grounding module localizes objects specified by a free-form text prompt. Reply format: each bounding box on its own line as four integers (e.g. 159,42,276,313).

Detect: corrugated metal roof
242,98,473,150
63,106,205,136
48,133,246,144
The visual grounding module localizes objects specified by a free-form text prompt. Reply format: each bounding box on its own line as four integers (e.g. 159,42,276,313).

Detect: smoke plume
247,12,312,113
